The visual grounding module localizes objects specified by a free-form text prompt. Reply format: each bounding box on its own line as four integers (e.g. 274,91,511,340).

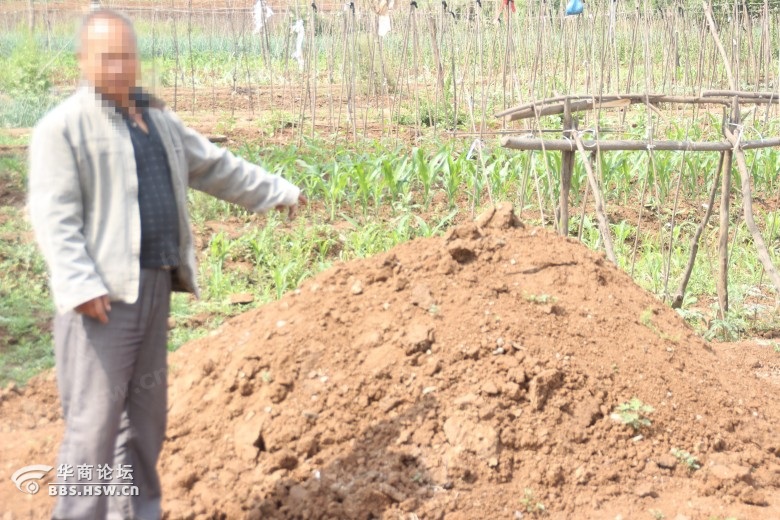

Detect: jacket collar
78,83,164,118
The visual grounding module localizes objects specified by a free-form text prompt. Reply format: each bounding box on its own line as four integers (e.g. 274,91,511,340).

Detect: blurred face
78,16,139,101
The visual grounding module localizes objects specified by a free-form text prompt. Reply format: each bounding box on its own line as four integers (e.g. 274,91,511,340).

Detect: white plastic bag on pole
253,0,274,34
291,19,306,71
377,15,391,37
375,0,392,37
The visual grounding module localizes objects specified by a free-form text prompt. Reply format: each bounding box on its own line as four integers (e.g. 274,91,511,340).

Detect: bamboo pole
703,1,735,89
629,153,650,278
497,93,780,121
392,2,414,144
663,147,686,301
572,132,617,264
241,1,253,118
672,152,723,309
172,1,180,112
377,32,388,100
348,2,358,141
559,99,574,236
364,13,377,137
26,0,34,32
501,0,514,120
431,10,442,138
577,159,591,242
410,4,421,138
428,15,445,96
717,104,737,318
449,7,458,132
208,7,215,116
702,90,780,99
187,0,195,116
724,125,780,296
704,0,740,317
501,136,780,152
309,4,317,137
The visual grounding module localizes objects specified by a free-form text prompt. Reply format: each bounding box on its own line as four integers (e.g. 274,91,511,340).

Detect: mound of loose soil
157,204,780,519
2,204,780,519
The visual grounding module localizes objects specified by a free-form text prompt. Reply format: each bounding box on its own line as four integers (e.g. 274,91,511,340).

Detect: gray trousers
51,269,171,520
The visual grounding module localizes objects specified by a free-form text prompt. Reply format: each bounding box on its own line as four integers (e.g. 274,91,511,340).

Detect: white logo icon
11,464,53,494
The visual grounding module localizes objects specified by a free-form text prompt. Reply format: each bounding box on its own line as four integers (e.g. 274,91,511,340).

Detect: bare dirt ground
2,205,779,519
161,84,457,148
0,178,25,209
2,84,432,150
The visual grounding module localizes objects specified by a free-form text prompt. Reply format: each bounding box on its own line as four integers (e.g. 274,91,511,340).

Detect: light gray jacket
28,86,301,314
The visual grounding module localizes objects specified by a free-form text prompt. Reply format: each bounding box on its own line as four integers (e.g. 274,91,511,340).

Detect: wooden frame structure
498,91,780,317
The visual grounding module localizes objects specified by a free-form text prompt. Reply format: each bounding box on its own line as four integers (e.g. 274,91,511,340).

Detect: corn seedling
524,294,556,304
519,488,546,516
611,398,654,431
671,448,701,471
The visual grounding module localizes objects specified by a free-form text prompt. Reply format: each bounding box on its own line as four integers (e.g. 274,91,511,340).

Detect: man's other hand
276,193,308,220
75,295,112,324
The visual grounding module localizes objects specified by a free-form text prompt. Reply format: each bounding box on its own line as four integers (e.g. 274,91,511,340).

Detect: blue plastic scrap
566,0,584,15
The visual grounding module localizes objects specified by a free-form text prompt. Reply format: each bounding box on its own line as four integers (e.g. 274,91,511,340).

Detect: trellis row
499,91,780,318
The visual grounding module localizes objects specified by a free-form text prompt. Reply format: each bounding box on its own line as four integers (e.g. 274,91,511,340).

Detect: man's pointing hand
276,192,307,221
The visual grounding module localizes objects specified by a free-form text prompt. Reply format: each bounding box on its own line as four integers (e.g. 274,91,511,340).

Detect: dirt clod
403,323,435,355
411,284,436,309
528,368,563,411
656,454,679,470
230,293,255,305
635,483,658,498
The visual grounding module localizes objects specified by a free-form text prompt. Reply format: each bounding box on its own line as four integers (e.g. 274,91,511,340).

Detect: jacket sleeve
27,117,108,314
164,110,301,212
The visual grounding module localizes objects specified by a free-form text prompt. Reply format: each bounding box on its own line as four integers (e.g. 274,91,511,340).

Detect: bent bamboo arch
499,3,780,319
499,90,780,317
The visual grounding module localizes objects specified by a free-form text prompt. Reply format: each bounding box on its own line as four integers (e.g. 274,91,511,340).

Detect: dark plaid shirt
126,110,180,269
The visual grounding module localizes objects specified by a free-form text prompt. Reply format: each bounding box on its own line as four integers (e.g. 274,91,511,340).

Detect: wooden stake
724,122,780,297
630,159,650,278
26,0,34,32
663,148,687,300
187,0,195,117
704,0,739,317
572,132,617,264
577,167,591,243
672,152,723,309
501,136,780,152
172,1,180,112
703,1,736,90
559,99,574,236
309,6,317,137
428,15,445,95
717,104,737,318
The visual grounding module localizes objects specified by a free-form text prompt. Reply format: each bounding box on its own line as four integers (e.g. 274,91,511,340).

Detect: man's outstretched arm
165,110,302,213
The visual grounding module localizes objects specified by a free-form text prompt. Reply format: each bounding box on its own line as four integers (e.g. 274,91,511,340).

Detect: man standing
28,9,305,519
